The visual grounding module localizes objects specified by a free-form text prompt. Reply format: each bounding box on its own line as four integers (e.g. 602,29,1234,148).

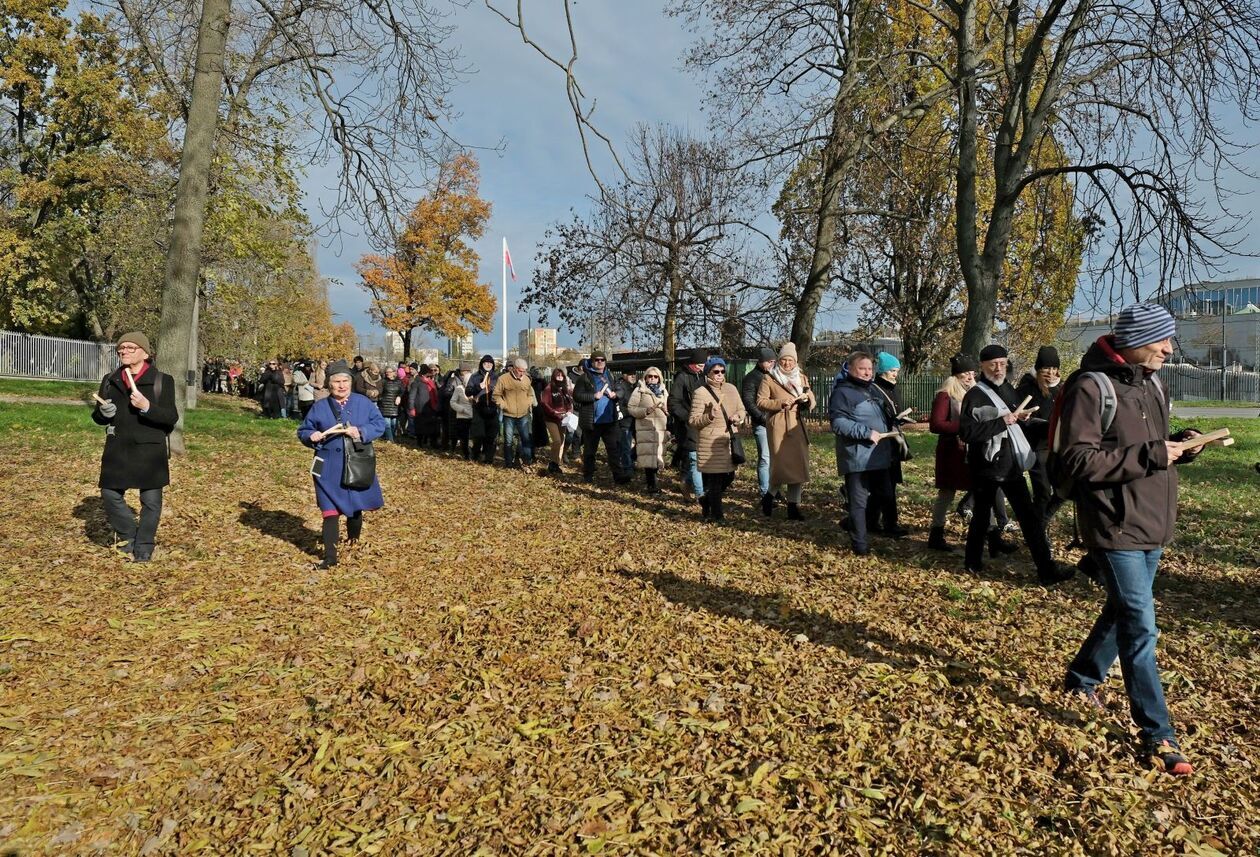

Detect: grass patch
0,377,97,399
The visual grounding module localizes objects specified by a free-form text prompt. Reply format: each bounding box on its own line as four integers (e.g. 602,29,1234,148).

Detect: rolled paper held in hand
91,392,108,405
897,407,913,421
1015,395,1033,413
123,367,136,391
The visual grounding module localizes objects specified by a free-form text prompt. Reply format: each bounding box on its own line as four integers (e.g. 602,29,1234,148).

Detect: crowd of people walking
92,302,1208,777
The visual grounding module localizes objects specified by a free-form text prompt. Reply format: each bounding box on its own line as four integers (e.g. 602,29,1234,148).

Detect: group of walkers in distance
93,301,1213,776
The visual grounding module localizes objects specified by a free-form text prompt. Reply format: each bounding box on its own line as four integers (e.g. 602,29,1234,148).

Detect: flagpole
502,237,508,366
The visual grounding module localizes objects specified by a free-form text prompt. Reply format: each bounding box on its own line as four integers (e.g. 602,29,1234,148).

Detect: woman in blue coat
828,351,895,556
298,360,387,568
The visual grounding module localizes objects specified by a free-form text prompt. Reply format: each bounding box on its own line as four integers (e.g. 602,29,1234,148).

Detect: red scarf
122,361,150,391
421,375,439,411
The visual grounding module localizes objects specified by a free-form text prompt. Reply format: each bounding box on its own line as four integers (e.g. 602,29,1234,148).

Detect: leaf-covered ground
0,400,1256,855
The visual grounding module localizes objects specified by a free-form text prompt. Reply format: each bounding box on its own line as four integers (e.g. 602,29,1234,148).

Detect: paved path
1171,406,1259,419
0,394,86,406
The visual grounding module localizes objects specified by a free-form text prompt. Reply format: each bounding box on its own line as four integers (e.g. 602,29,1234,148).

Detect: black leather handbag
330,399,377,489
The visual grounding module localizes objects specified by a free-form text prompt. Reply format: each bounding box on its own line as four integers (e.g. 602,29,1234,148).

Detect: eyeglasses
710,369,725,375
646,376,660,380
116,345,139,354
592,358,606,362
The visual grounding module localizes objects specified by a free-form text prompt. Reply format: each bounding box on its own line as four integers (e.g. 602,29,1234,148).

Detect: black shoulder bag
872,385,913,462
704,385,746,466
330,398,376,490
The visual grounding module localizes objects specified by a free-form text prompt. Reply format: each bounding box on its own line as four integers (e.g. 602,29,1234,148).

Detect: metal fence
0,330,117,381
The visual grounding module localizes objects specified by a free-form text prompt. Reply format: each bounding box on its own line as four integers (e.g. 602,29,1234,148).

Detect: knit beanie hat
326,360,352,379
1113,302,1177,349
1035,346,1060,369
758,346,777,363
704,355,727,374
875,352,901,373
117,331,152,355
950,353,979,375
979,344,1008,362
779,342,798,361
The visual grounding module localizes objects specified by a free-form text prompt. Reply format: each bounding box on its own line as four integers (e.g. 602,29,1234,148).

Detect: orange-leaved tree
357,153,496,359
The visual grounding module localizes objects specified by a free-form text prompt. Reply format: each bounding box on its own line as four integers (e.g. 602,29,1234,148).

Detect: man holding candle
90,332,178,562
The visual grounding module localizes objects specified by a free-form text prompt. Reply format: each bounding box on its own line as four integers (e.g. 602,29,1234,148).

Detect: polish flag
504,240,517,280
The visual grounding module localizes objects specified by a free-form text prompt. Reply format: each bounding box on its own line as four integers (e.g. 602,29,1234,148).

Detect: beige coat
492,370,537,418
688,379,747,474
757,373,816,485
627,377,670,470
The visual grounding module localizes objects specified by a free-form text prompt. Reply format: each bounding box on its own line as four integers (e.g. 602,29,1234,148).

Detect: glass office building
1163,279,1260,318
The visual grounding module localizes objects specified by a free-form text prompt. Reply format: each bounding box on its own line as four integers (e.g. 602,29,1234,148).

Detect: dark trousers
472,413,498,462
101,487,163,558
844,470,892,550
965,474,1054,571
454,418,472,459
582,420,625,481
1029,449,1066,527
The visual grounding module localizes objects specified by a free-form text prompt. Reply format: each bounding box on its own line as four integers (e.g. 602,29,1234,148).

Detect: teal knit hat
875,352,901,373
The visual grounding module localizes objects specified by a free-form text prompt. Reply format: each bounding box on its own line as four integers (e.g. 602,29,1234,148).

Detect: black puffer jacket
668,367,705,450
377,378,403,417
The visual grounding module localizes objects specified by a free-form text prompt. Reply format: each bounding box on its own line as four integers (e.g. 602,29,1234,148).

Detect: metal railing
0,330,117,381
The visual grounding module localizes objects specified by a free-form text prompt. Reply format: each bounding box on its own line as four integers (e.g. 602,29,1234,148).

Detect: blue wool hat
875,352,901,373
1114,302,1177,349
704,356,727,374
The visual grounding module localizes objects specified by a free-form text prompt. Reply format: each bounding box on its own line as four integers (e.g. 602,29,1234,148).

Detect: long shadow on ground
238,501,321,557
557,474,1259,632
616,568,1089,731
71,495,113,547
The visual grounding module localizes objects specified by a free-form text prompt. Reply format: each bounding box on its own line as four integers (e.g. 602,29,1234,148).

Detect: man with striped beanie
1054,301,1203,775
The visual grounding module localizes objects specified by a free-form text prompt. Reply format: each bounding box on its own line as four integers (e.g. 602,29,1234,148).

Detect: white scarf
975,383,1035,470
771,364,803,396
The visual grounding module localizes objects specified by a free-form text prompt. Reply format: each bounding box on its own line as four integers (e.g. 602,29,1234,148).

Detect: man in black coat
668,348,708,501
959,344,1073,584
572,351,631,484
741,347,775,514
90,332,178,562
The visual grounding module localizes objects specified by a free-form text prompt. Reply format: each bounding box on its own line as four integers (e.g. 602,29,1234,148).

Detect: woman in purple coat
298,360,387,568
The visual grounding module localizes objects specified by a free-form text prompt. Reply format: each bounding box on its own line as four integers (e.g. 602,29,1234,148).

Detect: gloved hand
98,399,117,419
1171,428,1202,463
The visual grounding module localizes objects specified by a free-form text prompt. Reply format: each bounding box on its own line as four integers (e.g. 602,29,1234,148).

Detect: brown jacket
1058,336,1178,550
757,372,815,486
627,376,669,470
492,370,537,418
688,379,746,474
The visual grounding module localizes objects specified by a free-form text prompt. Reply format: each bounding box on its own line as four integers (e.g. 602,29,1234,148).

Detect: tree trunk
790,105,850,366
662,260,683,371
401,328,412,361
156,0,231,454
954,0,990,358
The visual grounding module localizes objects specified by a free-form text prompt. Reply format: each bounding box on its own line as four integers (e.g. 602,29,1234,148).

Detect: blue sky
308,1,721,356
304,1,1260,353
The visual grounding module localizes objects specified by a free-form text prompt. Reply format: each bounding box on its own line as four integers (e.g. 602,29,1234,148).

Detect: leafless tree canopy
105,0,468,243
523,125,790,364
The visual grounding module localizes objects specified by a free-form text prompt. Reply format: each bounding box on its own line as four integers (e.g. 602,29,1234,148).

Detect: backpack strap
1082,371,1117,434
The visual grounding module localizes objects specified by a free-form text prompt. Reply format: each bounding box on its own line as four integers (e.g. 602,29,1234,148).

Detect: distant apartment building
518,328,558,358
447,332,474,359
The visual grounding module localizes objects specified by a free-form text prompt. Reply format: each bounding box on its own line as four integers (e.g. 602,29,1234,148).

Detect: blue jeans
685,450,704,497
503,414,534,466
619,424,635,472
380,418,395,443
1066,548,1174,743
753,425,771,496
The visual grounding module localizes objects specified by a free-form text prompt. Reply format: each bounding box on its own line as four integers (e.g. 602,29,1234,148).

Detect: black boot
988,529,1019,557
318,516,339,569
711,492,725,521
699,495,711,519
787,502,804,521
928,526,954,552
645,468,659,493
760,492,774,517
